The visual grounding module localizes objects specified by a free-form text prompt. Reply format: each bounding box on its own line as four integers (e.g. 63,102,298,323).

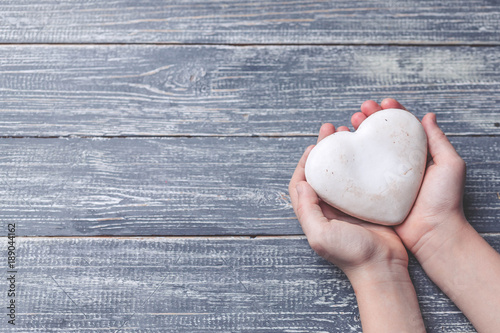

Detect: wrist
412,213,471,267
345,260,426,333
412,219,500,332
345,259,411,290
414,218,486,299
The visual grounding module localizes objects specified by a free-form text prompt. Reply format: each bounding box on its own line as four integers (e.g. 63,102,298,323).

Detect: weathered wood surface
0,136,497,237
1,45,499,137
0,0,499,45
1,1,499,331
5,235,496,332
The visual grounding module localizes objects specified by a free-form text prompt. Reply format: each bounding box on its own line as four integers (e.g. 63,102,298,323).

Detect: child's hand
352,99,500,332
289,124,408,277
351,99,468,264
289,121,426,332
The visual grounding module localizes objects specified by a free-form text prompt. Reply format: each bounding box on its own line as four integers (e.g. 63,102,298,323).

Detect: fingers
355,100,382,129
295,181,328,240
360,100,383,117
351,112,367,130
354,99,406,129
289,145,315,216
317,123,351,143
421,113,463,166
380,98,407,110
317,123,335,143
336,126,350,132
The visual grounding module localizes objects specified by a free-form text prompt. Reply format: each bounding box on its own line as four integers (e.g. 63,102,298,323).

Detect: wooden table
1,1,499,331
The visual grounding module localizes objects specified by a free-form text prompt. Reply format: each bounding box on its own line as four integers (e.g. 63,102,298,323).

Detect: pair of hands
288,98,468,279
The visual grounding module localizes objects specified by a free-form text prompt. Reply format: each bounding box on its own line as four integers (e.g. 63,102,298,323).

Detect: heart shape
305,109,427,225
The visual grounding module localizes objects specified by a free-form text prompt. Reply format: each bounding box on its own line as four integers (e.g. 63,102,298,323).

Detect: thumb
421,113,461,165
295,181,328,240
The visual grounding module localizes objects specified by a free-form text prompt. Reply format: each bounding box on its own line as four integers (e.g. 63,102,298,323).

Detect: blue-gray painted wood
0,136,497,237
0,45,499,137
0,0,499,44
4,235,496,331
1,1,498,331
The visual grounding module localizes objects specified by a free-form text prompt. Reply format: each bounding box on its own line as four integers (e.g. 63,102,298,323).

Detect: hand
353,99,500,333
289,117,426,332
351,99,468,263
288,123,408,278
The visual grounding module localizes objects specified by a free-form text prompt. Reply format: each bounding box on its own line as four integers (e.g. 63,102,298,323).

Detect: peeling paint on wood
0,1,499,44
2,236,495,331
0,45,499,136
1,1,498,331
0,136,497,236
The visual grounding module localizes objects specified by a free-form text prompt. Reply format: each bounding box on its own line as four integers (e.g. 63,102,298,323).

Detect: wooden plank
0,1,499,44
0,136,497,236
0,45,499,137
5,235,497,331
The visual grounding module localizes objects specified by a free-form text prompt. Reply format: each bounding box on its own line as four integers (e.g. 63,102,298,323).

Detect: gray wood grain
0,136,497,237
4,235,496,332
0,45,499,137
0,1,497,332
0,0,499,45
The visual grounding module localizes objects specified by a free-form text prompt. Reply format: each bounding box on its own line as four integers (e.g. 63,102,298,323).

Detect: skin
289,98,500,332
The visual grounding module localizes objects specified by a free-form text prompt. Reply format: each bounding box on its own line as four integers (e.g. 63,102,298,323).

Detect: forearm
347,263,426,333
415,218,500,332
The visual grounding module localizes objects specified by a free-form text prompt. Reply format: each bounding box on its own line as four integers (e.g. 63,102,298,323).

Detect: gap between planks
0,133,498,139
0,42,500,47
13,233,500,239
15,235,307,239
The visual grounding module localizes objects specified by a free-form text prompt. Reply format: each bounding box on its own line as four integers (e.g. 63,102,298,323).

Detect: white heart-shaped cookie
305,109,427,225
